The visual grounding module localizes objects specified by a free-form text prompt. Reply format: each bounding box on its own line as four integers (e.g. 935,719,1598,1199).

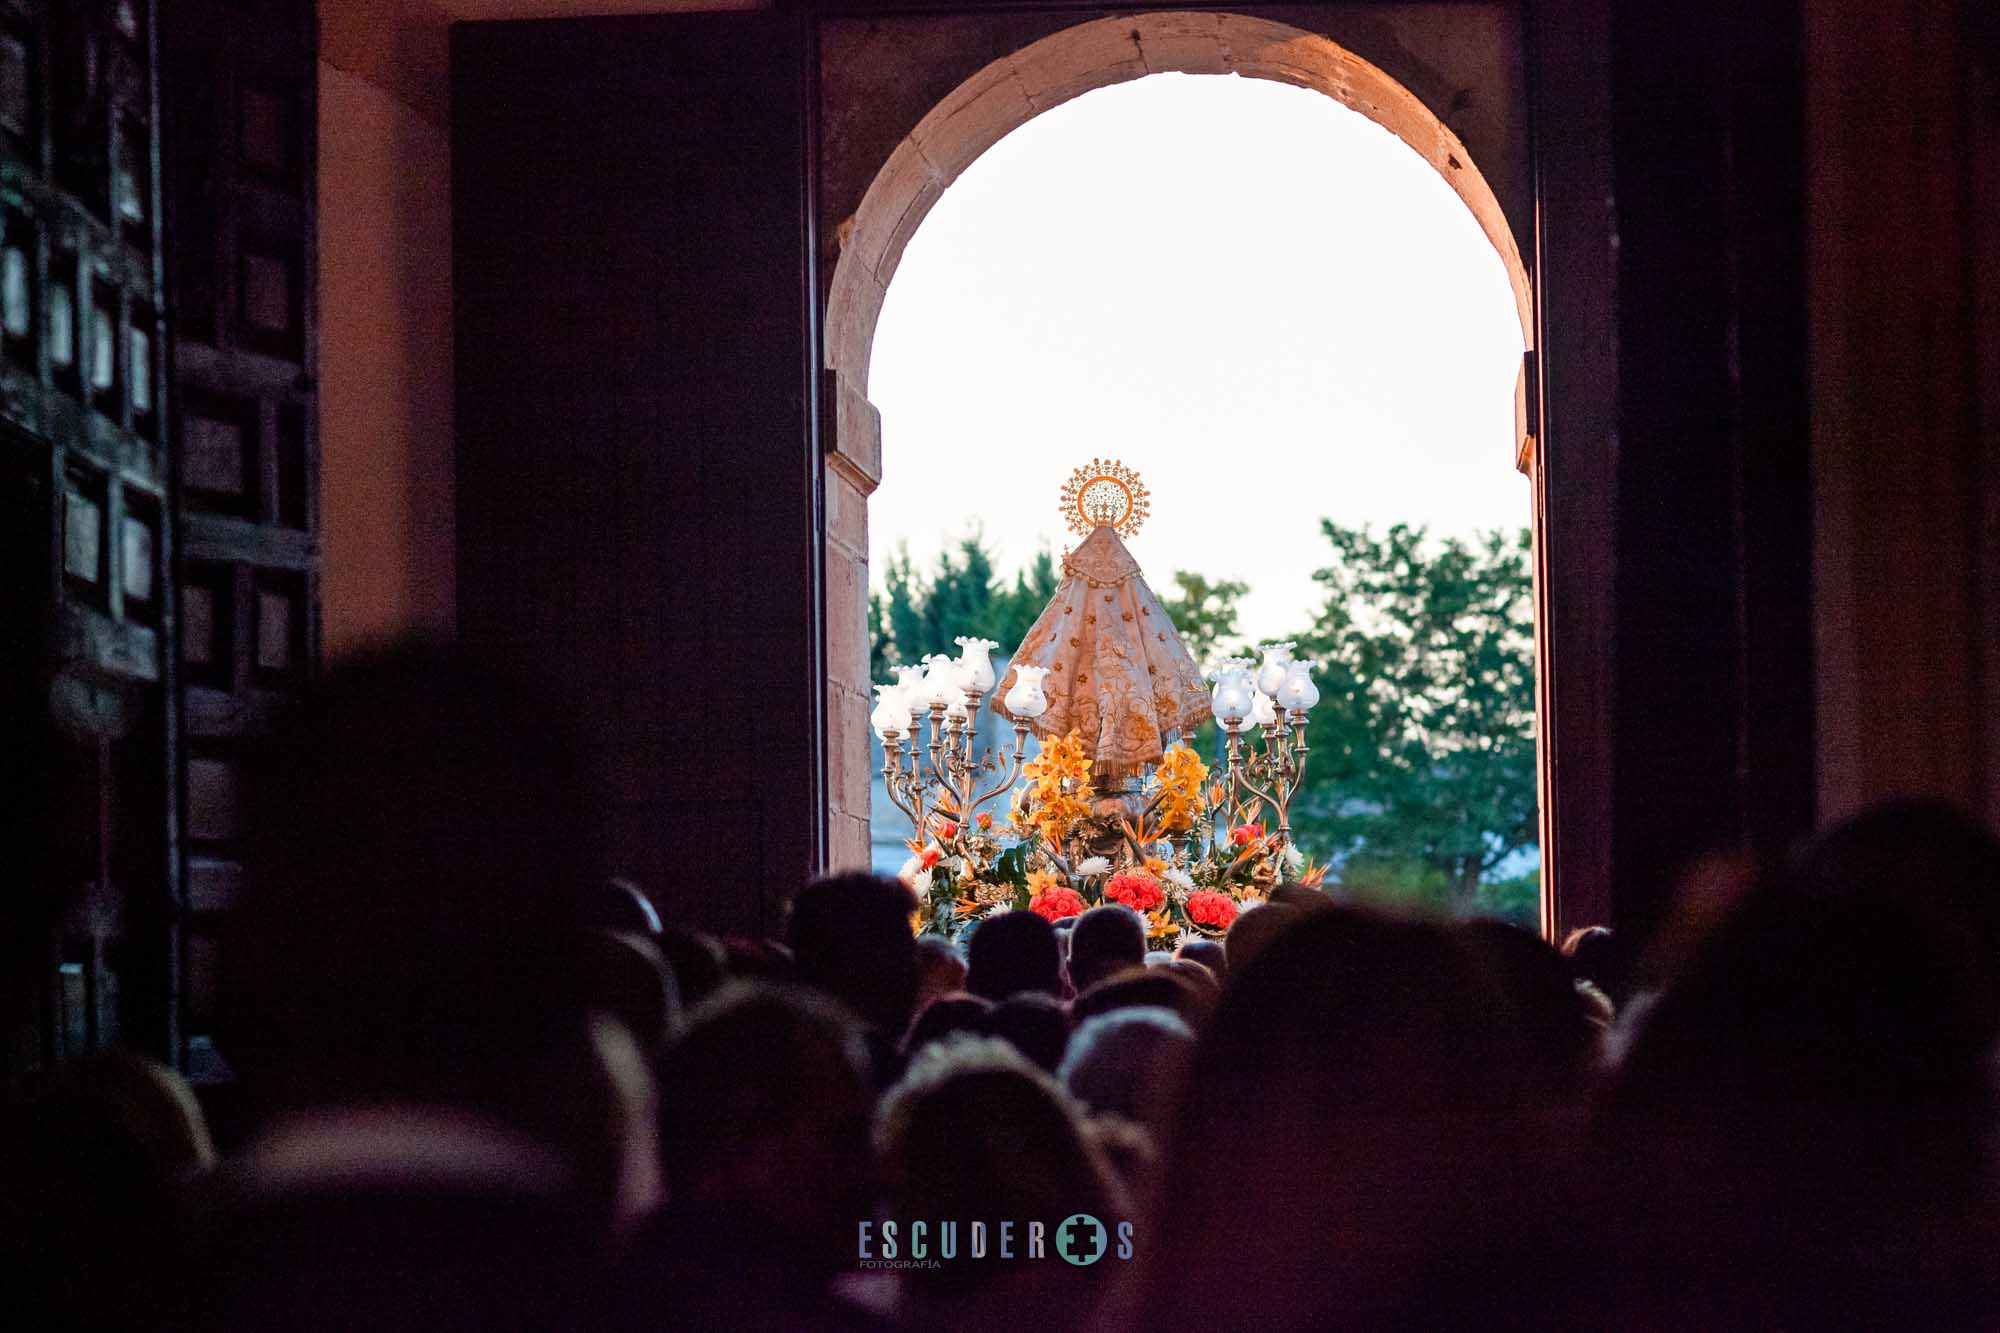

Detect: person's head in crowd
655,926,728,1012
1613,800,2000,1176
786,872,920,1037
655,982,874,1275
1268,882,1334,914
964,910,1061,1001
11,1051,216,1328
1458,919,1605,1094
1134,906,1551,1329
1058,1006,1195,1138
586,930,677,1055
719,937,795,981
1069,906,1147,995
1560,925,1622,1006
1174,937,1227,984
589,877,663,936
229,643,597,1134
903,993,993,1060
1161,958,1220,1003
982,992,1069,1073
913,933,968,1017
876,1036,1129,1323
1072,966,1212,1029
1223,900,1298,975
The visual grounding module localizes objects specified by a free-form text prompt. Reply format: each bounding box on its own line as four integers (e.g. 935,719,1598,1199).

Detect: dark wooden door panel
453,13,822,939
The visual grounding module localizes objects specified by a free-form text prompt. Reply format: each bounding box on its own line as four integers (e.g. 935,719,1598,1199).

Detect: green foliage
870,531,1059,678
1164,570,1250,664
1289,521,1538,913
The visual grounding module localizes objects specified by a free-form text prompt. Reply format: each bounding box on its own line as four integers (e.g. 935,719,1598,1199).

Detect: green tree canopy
1289,521,1538,914
1164,570,1249,665
869,531,1059,679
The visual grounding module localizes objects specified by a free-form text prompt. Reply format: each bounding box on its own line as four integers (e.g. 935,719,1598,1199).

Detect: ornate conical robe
991,524,1210,779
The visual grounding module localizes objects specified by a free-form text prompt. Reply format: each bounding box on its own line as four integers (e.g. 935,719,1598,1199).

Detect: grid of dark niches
60,461,163,627
180,389,307,526
0,220,162,441
178,560,304,693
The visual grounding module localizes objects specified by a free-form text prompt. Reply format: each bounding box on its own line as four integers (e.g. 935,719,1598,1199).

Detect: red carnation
938,820,960,839
919,846,942,871
1229,823,1266,847
1186,890,1239,930
976,812,993,831
1103,872,1165,914
1028,886,1087,922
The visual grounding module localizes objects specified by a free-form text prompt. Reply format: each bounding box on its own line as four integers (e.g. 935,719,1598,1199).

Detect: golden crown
1059,459,1150,539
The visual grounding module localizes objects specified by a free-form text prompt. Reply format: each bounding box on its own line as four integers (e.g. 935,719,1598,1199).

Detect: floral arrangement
901,731,1327,945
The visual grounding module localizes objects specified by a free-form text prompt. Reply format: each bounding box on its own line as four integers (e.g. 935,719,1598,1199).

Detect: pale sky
868,72,1528,649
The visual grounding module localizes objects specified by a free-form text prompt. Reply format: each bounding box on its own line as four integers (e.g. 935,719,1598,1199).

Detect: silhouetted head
1174,937,1228,984
1072,966,1211,1029
1560,925,1622,1004
785,872,920,1036
1069,905,1147,993
1460,918,1603,1093
981,991,1070,1072
1136,906,1549,1329
1223,901,1299,974
1057,1005,1195,1136
964,910,1061,1001
657,982,873,1275
912,933,968,1016
903,993,993,1060
589,877,663,935
230,642,596,1123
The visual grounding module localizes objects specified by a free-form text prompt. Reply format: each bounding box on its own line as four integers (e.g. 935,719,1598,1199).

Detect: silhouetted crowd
9,645,2000,1330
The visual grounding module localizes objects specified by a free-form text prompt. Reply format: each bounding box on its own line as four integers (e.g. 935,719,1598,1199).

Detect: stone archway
821,11,1536,869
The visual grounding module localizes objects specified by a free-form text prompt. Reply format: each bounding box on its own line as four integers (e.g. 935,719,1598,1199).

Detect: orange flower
1104,872,1165,914
1187,890,1238,930
1230,823,1266,847
938,820,959,839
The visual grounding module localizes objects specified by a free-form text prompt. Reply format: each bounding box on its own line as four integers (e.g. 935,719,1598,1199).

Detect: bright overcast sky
868,72,1528,649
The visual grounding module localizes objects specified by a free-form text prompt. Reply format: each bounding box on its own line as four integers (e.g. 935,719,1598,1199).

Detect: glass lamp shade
1004,664,1051,719
919,653,961,709
893,664,926,711
954,636,999,694
1277,661,1320,712
1250,690,1277,727
870,684,913,738
945,698,971,724
1256,642,1296,697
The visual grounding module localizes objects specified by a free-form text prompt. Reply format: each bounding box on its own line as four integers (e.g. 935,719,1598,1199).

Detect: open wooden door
453,12,824,939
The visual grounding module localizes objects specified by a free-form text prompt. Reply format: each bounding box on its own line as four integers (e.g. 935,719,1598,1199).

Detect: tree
869,531,1061,679
1289,521,1538,914
1164,570,1249,665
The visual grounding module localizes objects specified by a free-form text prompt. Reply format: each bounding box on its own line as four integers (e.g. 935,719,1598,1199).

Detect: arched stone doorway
822,12,1539,903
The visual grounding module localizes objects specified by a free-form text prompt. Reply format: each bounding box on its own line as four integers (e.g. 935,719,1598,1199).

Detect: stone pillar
825,371,881,870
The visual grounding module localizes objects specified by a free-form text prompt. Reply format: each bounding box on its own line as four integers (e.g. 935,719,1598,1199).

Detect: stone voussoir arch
819,11,1535,870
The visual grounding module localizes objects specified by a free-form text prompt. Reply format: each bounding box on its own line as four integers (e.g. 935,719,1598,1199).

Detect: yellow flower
1151,741,1211,834
1020,730,1094,844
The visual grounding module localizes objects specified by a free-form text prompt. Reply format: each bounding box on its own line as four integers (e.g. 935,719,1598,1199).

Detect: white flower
1163,867,1196,892
909,868,933,897
1075,856,1112,877
1236,895,1266,914
1283,844,1306,873
899,855,921,883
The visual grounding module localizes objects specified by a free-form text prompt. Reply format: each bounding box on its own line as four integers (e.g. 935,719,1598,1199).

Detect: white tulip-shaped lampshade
1256,642,1296,697
1209,657,1255,727
1277,660,1320,713
870,683,913,738
893,663,926,712
1250,690,1277,727
945,697,971,724
919,653,961,709
1004,664,1051,719
953,636,999,694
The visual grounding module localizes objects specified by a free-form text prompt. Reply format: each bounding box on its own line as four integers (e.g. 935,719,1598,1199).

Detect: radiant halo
1058,459,1151,539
